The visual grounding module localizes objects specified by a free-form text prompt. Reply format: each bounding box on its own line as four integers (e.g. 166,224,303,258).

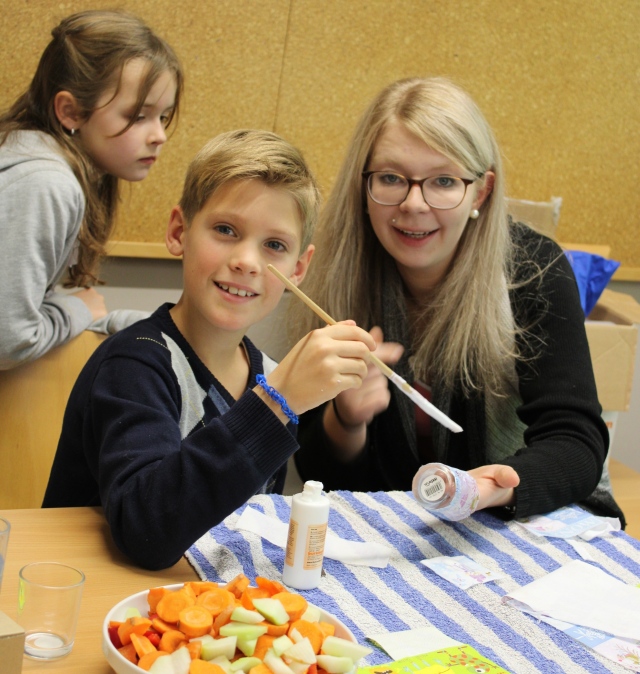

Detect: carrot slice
255,576,287,595
152,616,177,634
241,586,271,610
317,621,335,639
186,640,202,660
138,651,170,671
210,604,235,636
148,587,172,614
117,616,153,646
117,642,138,663
186,581,218,596
196,587,236,617
272,592,308,622
130,632,157,659
253,634,276,660
178,604,214,638
159,628,188,653
288,619,323,654
249,664,274,674
224,573,251,599
262,621,290,636
190,660,228,674
157,590,196,624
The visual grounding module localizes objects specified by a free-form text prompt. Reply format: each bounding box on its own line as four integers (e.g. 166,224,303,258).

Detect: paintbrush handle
266,264,462,433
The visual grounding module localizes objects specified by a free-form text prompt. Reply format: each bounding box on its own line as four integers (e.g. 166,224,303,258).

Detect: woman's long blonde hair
291,77,519,397
0,9,184,286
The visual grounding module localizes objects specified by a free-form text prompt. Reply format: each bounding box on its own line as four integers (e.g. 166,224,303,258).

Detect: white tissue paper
233,506,391,568
502,560,640,641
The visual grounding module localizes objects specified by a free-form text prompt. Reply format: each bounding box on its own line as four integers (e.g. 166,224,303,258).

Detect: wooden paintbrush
267,264,463,433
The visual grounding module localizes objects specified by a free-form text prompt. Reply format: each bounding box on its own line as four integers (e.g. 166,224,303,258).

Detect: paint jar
282,480,330,590
412,463,479,521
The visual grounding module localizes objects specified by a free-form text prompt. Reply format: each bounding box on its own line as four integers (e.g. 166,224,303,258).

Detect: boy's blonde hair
179,129,320,251
292,77,518,396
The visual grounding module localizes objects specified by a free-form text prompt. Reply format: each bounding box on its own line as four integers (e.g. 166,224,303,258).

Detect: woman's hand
469,464,520,511
74,287,108,321
330,326,404,428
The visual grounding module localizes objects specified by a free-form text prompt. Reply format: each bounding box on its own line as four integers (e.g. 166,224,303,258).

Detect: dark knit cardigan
295,224,625,526
43,304,298,569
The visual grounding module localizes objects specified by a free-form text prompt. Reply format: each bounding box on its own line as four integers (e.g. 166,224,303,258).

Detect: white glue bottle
282,480,330,590
412,462,479,521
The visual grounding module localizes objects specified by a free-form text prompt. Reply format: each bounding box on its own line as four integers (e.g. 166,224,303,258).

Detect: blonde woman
292,77,624,525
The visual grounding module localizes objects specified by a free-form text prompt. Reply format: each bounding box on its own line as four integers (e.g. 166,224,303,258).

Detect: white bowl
102,583,356,674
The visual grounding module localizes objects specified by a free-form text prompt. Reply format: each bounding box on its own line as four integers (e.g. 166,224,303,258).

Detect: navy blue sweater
43,304,298,570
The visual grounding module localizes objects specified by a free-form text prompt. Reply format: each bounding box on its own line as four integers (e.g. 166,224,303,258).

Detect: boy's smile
166,179,313,353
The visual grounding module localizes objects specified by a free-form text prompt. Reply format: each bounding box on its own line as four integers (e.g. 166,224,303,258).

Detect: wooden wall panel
1,0,639,276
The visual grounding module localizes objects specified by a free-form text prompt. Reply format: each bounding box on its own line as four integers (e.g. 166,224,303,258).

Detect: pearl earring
70,128,75,136
470,209,480,220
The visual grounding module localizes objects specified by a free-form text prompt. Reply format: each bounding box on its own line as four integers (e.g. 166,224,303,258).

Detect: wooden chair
0,331,106,509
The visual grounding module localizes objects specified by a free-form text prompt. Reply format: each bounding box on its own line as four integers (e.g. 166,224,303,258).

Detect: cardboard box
0,611,24,674
586,289,640,412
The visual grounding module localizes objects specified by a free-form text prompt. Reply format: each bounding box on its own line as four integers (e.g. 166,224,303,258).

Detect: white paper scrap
233,506,391,568
421,555,504,589
367,626,463,660
502,560,640,641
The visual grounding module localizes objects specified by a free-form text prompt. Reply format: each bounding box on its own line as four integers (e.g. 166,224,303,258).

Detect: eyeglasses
363,171,480,210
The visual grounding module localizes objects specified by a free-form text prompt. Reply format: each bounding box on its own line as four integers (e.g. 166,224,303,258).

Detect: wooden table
0,507,198,673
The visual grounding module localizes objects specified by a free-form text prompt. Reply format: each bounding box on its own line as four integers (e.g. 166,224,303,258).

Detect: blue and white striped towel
186,491,640,674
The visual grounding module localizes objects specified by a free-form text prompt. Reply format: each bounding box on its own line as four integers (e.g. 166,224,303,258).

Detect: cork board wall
2,0,639,277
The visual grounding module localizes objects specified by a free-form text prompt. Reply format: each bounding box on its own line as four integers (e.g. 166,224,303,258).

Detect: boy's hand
331,326,404,428
263,320,376,417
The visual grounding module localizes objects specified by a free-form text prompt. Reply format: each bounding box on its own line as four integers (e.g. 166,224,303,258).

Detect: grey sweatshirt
0,131,147,369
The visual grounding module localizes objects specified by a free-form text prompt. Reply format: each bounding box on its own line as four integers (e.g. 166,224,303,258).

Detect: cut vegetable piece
272,635,294,657
139,651,170,671
131,632,158,659
255,577,287,595
271,593,308,623
219,622,268,640
252,598,289,626
283,637,317,665
230,656,263,672
288,628,303,644
320,636,372,661
197,588,236,617
178,605,214,638
118,642,138,663
253,634,276,660
299,606,321,624
224,573,251,599
197,634,237,661
231,606,265,624
118,616,153,646
211,605,236,636
157,590,196,624
125,606,142,619
236,635,258,656
317,623,335,640
241,586,271,610
149,645,192,674
264,651,297,674
159,629,189,653
287,662,310,674
262,621,290,637
315,656,354,674
209,655,234,674
288,621,323,654
190,661,229,674
249,664,273,674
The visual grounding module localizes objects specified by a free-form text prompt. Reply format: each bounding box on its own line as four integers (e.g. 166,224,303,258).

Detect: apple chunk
321,636,372,661
252,598,290,625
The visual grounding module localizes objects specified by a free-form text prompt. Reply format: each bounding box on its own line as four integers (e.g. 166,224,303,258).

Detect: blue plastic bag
564,250,620,316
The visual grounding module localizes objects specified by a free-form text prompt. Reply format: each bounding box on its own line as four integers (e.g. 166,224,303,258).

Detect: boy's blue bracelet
256,374,299,425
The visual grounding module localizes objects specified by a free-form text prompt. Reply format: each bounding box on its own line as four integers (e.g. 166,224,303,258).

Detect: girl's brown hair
0,9,184,286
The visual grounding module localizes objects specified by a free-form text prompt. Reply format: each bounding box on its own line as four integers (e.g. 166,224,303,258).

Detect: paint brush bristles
267,264,463,433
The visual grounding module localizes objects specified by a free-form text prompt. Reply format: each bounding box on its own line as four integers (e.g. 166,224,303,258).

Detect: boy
43,130,376,570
